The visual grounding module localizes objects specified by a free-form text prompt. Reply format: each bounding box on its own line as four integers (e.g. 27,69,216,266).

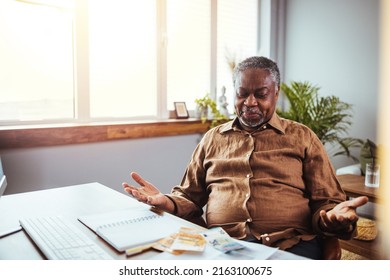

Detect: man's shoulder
206,120,235,134
198,120,235,146
277,116,318,137
278,115,311,129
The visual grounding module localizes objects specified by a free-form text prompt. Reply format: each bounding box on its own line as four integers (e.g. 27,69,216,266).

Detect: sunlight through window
0,0,74,121
89,0,157,118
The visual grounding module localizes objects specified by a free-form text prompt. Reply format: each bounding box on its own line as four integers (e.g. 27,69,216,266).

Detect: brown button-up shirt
167,113,347,249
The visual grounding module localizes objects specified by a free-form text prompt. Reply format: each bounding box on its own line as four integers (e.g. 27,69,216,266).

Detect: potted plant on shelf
277,81,363,161
195,94,230,129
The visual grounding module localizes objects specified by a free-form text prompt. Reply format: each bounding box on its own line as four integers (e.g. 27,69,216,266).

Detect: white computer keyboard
19,216,114,260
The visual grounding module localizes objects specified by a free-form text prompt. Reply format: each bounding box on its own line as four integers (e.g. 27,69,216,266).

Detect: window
89,0,158,118
166,0,211,112
0,0,260,125
0,0,74,122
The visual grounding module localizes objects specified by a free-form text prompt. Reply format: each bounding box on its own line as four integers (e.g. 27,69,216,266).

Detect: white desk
0,183,305,260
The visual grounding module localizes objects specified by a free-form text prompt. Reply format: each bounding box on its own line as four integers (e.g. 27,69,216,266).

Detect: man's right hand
122,172,175,213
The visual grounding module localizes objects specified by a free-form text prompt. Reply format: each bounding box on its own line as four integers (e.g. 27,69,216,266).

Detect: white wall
1,134,201,195
283,0,379,169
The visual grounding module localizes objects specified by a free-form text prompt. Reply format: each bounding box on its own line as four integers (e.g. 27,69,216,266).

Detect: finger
327,212,341,224
344,196,369,209
320,210,331,222
343,211,359,223
123,187,136,198
334,215,345,224
122,182,137,192
324,210,346,226
319,210,327,220
122,183,146,198
319,210,331,228
131,172,150,187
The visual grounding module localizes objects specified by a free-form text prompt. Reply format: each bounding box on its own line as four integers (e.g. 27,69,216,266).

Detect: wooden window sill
0,119,211,149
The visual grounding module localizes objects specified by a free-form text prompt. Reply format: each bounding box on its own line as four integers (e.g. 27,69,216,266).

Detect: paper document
78,208,183,252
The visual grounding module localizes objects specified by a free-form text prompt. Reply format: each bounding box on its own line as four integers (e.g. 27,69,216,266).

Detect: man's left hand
319,196,369,233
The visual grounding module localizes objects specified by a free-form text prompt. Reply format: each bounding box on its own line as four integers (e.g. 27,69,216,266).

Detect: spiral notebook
78,207,183,252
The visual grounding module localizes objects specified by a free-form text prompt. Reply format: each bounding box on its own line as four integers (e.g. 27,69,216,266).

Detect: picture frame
174,102,189,119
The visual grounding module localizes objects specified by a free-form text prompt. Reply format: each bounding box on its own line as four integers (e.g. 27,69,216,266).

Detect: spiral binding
97,213,162,229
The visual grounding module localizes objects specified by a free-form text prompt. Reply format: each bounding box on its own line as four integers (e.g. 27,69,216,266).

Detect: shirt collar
219,113,286,134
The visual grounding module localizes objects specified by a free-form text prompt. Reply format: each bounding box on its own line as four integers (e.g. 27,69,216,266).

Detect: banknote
201,227,246,253
170,227,206,252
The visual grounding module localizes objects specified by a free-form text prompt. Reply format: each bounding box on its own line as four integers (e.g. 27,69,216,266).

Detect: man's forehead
235,69,276,85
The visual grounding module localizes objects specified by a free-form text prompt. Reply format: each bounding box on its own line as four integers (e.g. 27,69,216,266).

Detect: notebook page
78,208,183,252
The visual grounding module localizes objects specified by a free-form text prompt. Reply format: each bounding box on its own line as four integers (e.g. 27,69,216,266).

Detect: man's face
234,68,279,131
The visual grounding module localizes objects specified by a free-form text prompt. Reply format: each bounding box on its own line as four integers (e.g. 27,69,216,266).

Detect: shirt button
245,193,250,197
265,237,270,242
263,125,267,129
246,153,251,157
247,218,252,222
246,174,251,178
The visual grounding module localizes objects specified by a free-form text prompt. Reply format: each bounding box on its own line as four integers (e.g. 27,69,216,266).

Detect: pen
0,225,23,238
125,243,156,257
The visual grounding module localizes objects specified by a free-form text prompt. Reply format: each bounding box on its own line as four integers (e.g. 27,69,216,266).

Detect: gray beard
238,112,264,129
238,117,261,128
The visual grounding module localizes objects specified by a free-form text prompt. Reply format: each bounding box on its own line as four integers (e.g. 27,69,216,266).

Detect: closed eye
236,90,269,99
254,93,268,99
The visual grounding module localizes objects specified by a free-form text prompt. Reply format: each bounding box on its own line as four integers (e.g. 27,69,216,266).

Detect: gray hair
233,56,280,87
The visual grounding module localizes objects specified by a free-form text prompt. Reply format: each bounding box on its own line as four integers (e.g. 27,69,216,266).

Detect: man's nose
244,94,258,106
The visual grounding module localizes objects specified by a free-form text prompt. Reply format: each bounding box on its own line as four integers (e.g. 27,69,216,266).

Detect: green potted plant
195,94,230,128
277,81,363,161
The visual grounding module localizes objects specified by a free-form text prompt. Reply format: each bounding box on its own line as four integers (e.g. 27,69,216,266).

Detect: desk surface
0,183,303,260
337,174,379,203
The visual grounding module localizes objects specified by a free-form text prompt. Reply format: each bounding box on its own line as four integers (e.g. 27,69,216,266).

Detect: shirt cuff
164,195,178,215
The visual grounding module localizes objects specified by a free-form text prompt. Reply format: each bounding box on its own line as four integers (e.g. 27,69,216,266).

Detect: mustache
240,107,261,115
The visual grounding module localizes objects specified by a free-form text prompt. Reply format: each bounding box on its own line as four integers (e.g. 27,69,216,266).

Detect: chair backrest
320,237,342,260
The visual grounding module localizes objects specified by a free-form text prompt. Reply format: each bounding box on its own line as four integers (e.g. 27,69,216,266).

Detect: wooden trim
339,237,384,260
0,119,211,149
